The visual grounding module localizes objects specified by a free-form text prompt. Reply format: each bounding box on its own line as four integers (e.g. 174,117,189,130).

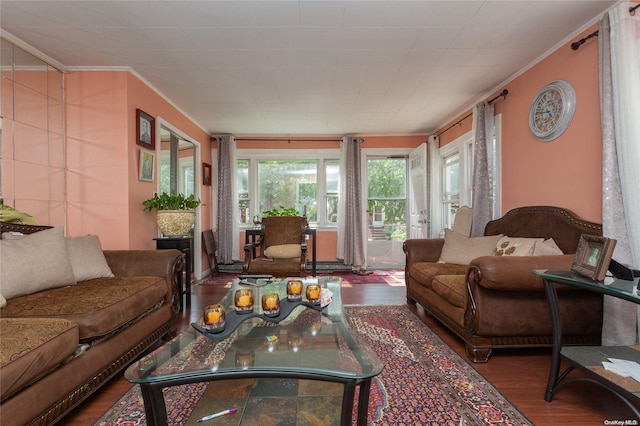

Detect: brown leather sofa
403,206,604,362
0,222,183,426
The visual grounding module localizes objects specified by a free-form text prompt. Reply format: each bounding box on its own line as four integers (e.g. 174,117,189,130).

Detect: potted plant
261,206,299,217
143,191,202,236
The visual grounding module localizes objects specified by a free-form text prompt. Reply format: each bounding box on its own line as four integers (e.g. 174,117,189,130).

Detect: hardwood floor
61,278,636,425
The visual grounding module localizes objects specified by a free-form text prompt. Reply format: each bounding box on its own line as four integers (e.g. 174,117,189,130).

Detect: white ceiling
0,1,617,137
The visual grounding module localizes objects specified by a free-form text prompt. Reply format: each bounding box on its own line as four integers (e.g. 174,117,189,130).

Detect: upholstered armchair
242,216,309,277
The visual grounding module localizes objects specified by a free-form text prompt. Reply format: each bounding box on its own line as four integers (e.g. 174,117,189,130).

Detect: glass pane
257,160,317,219
367,158,406,198
367,199,406,240
237,160,250,223
326,195,338,223
325,160,339,193
443,154,459,201
159,160,171,194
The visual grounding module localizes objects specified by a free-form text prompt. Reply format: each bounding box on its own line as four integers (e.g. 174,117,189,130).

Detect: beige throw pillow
532,238,564,256
0,227,77,299
264,244,302,259
438,229,504,265
66,235,114,281
493,236,544,256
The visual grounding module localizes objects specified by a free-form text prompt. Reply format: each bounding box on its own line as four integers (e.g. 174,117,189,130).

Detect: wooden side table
155,236,193,311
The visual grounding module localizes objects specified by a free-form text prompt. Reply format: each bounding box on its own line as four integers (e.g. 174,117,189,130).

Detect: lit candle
262,293,280,317
287,280,303,300
306,284,321,303
203,304,225,330
235,289,254,313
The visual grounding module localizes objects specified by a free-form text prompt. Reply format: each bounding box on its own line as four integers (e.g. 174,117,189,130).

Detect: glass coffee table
125,277,383,425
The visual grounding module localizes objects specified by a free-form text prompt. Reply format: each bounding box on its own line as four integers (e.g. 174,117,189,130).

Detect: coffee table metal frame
125,277,383,426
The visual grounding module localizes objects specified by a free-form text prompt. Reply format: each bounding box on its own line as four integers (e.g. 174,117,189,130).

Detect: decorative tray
191,299,326,341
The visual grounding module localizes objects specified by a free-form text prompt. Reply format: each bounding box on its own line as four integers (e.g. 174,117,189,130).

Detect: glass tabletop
125,277,383,383
533,269,640,303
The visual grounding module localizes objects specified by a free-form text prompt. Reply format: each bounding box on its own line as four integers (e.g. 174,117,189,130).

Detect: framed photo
571,234,617,281
136,109,155,149
139,149,155,182
203,163,212,186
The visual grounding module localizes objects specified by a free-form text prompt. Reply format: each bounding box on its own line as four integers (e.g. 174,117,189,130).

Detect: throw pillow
493,236,544,256
66,235,114,281
532,238,564,256
438,229,504,265
0,227,76,300
264,244,302,259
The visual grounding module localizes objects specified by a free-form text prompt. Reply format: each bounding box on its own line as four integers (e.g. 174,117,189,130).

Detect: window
367,157,407,240
442,153,460,229
438,134,473,233
236,151,339,226
237,160,250,224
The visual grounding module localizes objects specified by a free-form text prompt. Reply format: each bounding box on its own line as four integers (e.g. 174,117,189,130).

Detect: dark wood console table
535,269,640,416
155,236,192,311
245,228,317,276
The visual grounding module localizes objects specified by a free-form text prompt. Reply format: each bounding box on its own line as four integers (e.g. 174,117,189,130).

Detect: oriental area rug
96,305,532,425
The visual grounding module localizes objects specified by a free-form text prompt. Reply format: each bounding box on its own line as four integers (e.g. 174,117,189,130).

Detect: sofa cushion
264,244,301,259
0,276,166,341
432,275,467,308
66,235,114,281
438,229,503,265
493,236,543,256
409,262,468,289
0,317,79,401
0,227,76,300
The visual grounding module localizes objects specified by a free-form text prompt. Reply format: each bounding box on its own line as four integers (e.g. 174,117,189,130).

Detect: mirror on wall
159,126,195,197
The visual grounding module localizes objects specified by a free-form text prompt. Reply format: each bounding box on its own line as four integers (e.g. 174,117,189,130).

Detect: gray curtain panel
341,137,366,268
599,12,638,346
470,101,494,237
216,135,235,264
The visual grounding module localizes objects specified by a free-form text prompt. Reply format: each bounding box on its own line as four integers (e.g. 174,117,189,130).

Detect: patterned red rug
97,305,532,425
197,269,406,286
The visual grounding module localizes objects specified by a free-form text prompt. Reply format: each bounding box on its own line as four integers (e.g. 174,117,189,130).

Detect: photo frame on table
139,149,155,182
571,234,617,281
136,109,155,149
203,163,212,186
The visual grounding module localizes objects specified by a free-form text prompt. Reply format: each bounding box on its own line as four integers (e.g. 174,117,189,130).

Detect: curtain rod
234,138,342,142
435,89,508,137
571,30,599,50
572,4,639,50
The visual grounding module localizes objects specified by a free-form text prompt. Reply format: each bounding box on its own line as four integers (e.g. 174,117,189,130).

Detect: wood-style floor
61,277,636,425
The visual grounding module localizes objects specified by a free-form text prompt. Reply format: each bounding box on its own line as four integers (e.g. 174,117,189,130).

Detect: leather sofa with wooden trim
403,206,604,362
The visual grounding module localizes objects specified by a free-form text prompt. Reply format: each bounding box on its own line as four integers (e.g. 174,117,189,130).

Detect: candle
306,284,321,303
235,289,254,313
287,280,303,300
203,304,225,330
261,293,280,317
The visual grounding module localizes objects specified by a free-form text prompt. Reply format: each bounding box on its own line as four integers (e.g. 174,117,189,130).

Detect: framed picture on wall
139,149,155,182
136,109,155,149
203,163,212,186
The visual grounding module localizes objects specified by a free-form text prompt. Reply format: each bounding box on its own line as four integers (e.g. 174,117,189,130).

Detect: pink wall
65,70,212,251
435,25,603,223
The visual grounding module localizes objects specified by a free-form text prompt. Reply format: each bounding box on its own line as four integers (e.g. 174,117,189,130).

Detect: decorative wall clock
528,80,576,142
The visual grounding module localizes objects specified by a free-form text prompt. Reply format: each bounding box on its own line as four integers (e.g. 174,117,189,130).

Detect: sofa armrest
467,254,575,291
403,238,445,264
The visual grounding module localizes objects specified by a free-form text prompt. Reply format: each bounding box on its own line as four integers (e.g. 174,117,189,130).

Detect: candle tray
192,298,326,341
